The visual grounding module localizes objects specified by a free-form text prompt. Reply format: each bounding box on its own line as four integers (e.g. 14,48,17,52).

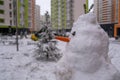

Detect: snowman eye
72,31,76,36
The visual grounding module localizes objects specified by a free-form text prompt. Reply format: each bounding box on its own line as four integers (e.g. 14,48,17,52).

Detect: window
0,9,4,14
10,20,12,25
0,1,4,5
29,3,31,7
28,22,31,27
28,16,31,20
0,18,4,23
9,12,12,17
29,9,31,13
9,3,12,9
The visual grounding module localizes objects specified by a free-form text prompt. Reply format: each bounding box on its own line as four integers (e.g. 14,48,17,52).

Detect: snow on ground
0,36,120,80
109,39,120,71
0,36,66,80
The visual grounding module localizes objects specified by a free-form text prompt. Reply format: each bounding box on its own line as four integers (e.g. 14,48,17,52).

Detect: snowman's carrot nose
55,36,70,42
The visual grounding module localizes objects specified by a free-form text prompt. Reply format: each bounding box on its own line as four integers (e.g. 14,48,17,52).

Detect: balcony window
28,22,32,27
9,3,12,9
28,16,31,20
0,18,4,23
29,3,31,7
0,9,4,14
9,12,12,17
10,20,12,25
0,1,4,5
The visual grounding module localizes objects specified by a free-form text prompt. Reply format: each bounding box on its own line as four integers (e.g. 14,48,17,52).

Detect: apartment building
94,0,117,24
51,0,57,29
51,0,67,30
94,0,120,37
35,5,41,31
18,0,29,28
73,0,87,21
66,0,87,29
0,0,35,34
66,0,74,29
0,0,15,33
114,0,120,38
28,0,35,32
51,0,87,31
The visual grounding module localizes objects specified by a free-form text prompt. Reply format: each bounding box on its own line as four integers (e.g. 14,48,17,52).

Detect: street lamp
14,0,19,51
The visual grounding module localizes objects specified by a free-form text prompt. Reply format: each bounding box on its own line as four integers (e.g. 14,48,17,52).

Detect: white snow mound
56,13,120,80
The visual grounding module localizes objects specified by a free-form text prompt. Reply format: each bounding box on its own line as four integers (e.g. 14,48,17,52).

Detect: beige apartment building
0,0,15,26
73,0,86,21
66,0,86,29
0,0,36,34
35,5,41,31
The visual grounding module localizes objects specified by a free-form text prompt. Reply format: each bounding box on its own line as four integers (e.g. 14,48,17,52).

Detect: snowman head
66,13,109,56
70,13,98,37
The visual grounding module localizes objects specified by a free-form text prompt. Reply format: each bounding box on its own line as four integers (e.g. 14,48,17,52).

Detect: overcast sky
36,0,51,15
36,0,93,15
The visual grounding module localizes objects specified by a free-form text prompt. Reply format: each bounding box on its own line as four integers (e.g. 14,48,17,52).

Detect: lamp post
15,0,19,51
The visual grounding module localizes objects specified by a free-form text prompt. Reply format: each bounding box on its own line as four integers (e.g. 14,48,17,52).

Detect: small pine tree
34,26,62,61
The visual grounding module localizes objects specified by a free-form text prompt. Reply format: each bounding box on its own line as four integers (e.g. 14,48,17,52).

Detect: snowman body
56,13,120,80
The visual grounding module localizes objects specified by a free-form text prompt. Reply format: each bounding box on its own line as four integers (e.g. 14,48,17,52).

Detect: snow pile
56,13,120,80
0,35,68,80
0,38,57,80
109,42,120,71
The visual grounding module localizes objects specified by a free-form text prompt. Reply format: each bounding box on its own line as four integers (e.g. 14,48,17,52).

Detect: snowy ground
0,36,120,80
109,38,120,71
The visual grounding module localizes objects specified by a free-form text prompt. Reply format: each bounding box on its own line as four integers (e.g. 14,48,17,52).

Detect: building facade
66,0,74,29
28,0,35,32
51,0,59,30
35,5,41,31
51,0,87,31
0,0,15,33
114,0,120,37
66,0,87,29
18,0,29,30
94,0,118,24
0,0,35,34
51,0,67,30
94,0,120,37
72,0,86,21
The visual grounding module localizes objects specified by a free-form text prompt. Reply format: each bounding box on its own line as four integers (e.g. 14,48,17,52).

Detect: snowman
55,13,120,80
